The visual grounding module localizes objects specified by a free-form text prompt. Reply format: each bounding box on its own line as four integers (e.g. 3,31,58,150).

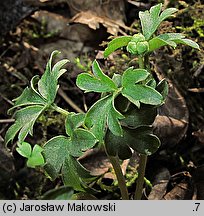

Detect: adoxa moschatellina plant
5,3,199,200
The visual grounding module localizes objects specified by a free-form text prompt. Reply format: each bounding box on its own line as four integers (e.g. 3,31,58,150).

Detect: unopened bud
136,41,149,55
131,33,146,43
127,33,149,55
127,41,137,54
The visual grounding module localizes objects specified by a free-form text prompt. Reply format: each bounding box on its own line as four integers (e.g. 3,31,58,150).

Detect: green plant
5,3,199,200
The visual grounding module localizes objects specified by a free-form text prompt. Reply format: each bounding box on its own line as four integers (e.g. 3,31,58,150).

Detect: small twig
0,93,14,106
163,0,170,9
0,119,15,124
58,88,84,113
193,64,204,77
188,88,204,93
0,135,4,142
127,0,150,8
121,159,130,175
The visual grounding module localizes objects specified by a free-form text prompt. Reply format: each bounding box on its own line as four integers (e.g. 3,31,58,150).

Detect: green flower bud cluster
127,33,149,55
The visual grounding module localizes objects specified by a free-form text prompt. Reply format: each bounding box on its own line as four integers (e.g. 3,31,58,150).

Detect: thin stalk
144,54,151,73
138,55,145,69
51,104,69,116
109,156,129,200
134,55,148,200
134,154,147,200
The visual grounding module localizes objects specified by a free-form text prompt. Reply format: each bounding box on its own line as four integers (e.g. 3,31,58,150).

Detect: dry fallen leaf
153,81,189,148
152,63,189,148
70,11,131,35
148,167,170,200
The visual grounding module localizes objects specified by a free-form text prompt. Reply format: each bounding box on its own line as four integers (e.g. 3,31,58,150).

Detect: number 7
195,203,200,211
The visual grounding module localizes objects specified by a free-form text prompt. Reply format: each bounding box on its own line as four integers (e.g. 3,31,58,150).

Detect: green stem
134,54,148,200
109,156,129,200
144,54,151,73
51,104,69,116
134,154,147,200
138,55,145,69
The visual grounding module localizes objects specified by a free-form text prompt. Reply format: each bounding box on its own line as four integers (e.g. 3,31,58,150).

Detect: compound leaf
122,67,150,86
174,38,200,50
122,84,163,108
104,36,132,58
105,126,160,160
43,133,97,191
5,51,69,145
62,155,96,191
69,129,98,157
122,104,157,128
16,142,45,168
76,60,117,93
5,105,45,144
38,51,69,103
122,69,163,108
149,33,200,51
139,3,177,40
65,113,85,137
85,95,124,143
105,129,132,160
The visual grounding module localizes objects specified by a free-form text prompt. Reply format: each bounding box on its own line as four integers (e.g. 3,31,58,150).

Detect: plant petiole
134,154,147,200
109,156,129,200
51,104,69,116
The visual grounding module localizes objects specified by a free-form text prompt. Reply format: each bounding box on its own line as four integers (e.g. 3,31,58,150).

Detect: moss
176,3,204,38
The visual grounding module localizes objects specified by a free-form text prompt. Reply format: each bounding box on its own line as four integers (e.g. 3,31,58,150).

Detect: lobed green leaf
122,84,163,108
38,51,68,103
43,134,97,191
62,155,96,191
5,51,69,145
9,87,46,113
17,142,45,168
76,60,117,93
69,129,98,157
122,67,150,86
65,113,85,137
105,129,132,160
107,99,124,137
121,104,157,128
85,95,124,143
174,38,200,50
104,36,132,58
27,144,45,168
5,105,45,144
52,59,69,79
149,33,200,51
16,142,32,158
139,3,177,40
159,8,178,23
105,126,160,160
